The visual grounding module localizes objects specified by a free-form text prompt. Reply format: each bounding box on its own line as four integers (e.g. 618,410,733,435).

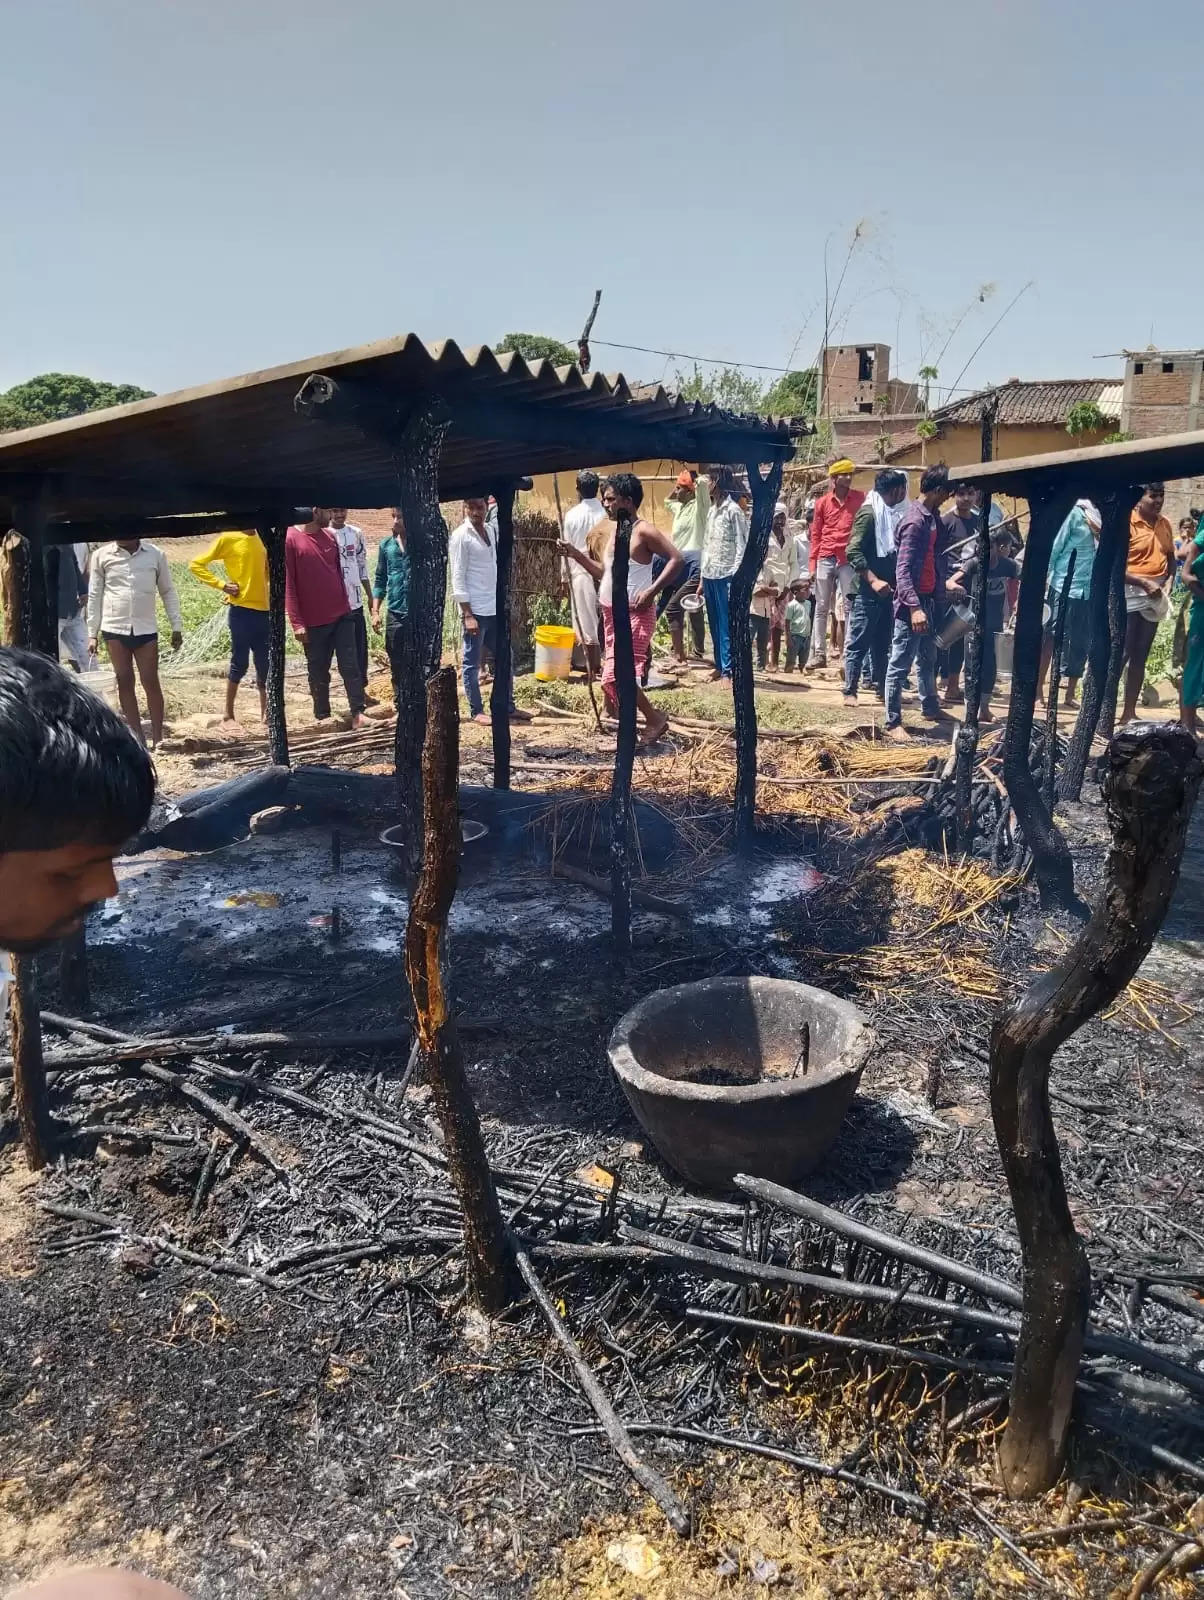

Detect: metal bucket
934,603,973,652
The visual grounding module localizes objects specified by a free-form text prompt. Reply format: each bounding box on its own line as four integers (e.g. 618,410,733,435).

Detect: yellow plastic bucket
534,624,576,681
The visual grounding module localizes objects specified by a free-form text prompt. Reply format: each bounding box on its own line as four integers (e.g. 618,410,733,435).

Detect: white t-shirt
563,497,607,552
332,523,368,612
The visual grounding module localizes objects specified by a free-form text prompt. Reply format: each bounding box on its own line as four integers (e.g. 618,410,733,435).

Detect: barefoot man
560,472,681,746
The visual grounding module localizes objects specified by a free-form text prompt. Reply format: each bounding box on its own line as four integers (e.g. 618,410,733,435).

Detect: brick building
1121,349,1204,521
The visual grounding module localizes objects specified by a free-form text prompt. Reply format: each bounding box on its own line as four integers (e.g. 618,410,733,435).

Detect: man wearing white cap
749,501,799,671
1039,497,1101,709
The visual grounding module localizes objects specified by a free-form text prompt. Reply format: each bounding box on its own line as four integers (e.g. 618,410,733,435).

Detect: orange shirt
809,488,866,570
1128,509,1174,580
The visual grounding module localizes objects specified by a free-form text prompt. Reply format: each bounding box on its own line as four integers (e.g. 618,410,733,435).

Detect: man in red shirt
807,459,865,667
285,507,367,725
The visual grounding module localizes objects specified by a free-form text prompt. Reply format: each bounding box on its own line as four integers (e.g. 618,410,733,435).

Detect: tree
673,363,766,414
0,372,154,431
915,417,939,465
494,332,576,367
763,367,817,418
918,365,939,414
1066,400,1107,437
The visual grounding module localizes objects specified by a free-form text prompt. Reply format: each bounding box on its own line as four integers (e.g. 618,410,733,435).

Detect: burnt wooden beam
1001,483,1078,909
1097,507,1131,744
43,512,273,545
729,458,784,850
1060,486,1135,800
954,395,999,851
256,522,290,769
1042,550,1077,810
990,722,1202,1497
609,507,636,952
0,526,53,1170
404,667,512,1310
489,482,518,790
1,471,303,522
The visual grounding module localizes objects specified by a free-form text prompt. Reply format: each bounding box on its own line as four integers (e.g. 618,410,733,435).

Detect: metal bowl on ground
608,976,873,1191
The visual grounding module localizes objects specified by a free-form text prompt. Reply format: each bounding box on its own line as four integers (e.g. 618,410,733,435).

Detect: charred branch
490,482,517,790
256,523,290,768
1042,550,1077,810
403,667,511,1311
990,722,1203,1498
609,507,636,952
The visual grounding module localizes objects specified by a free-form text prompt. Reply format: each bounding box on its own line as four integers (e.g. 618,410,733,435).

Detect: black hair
0,649,155,853
920,463,950,495
603,471,644,509
1143,482,1165,495
953,480,974,493
576,470,599,498
708,465,736,495
874,469,907,497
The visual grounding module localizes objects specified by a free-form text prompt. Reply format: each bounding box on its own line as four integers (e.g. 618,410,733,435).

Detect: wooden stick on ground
513,1247,691,1535
11,957,52,1170
404,666,512,1311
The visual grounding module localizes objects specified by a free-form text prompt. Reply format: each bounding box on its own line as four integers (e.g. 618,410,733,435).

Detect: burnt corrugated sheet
0,335,799,528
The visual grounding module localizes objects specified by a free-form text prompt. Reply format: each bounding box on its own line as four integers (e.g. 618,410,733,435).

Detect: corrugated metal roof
931,378,1122,428
0,334,800,534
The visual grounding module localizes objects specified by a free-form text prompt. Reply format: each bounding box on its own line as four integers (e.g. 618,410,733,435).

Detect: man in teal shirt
371,510,412,698
1039,498,1100,708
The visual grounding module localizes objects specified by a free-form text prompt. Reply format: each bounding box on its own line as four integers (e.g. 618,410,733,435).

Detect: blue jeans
702,576,732,676
884,596,939,728
462,614,514,718
843,585,893,698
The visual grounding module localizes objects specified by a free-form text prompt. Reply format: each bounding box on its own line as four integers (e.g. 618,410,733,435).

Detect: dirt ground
1,654,1202,1599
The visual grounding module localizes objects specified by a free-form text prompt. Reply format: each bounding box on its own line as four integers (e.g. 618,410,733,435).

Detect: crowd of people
42,470,1204,751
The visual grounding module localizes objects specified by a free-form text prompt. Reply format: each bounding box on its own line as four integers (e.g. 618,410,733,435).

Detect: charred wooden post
1041,551,1077,810
403,667,512,1310
953,397,998,851
729,459,784,851
58,928,90,1012
1060,488,1134,796
991,722,1201,1498
10,960,52,1170
256,522,290,769
1001,484,1078,909
609,507,636,952
393,402,453,881
489,481,518,790
1,527,53,1168
1097,509,1131,744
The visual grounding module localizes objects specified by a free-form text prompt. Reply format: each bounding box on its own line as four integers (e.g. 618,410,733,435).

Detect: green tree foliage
673,363,767,414
762,367,818,418
494,332,577,367
0,372,154,432
1066,400,1107,437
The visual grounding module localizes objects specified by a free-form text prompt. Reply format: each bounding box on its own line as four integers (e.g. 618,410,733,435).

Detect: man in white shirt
87,539,184,747
449,497,531,725
699,468,748,680
561,470,607,676
328,510,373,690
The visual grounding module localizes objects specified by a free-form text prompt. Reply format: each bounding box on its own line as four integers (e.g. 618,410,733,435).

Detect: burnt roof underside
0,335,800,543
949,427,1204,496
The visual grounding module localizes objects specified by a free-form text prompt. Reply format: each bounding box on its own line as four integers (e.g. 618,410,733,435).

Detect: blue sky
3,0,1202,404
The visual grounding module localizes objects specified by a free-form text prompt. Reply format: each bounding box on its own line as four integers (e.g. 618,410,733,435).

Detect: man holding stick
559,473,681,745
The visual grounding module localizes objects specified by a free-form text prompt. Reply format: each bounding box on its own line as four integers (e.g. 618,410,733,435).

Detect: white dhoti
569,564,600,646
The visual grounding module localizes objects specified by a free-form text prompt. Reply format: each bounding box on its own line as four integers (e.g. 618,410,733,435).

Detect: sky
3,0,1203,406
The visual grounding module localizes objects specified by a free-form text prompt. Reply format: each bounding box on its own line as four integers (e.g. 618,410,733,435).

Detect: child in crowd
783,579,815,672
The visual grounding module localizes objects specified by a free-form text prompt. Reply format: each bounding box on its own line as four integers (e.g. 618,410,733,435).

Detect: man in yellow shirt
189,531,270,725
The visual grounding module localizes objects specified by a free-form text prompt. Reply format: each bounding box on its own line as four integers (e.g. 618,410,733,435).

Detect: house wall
1122,353,1204,523
887,421,1114,473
